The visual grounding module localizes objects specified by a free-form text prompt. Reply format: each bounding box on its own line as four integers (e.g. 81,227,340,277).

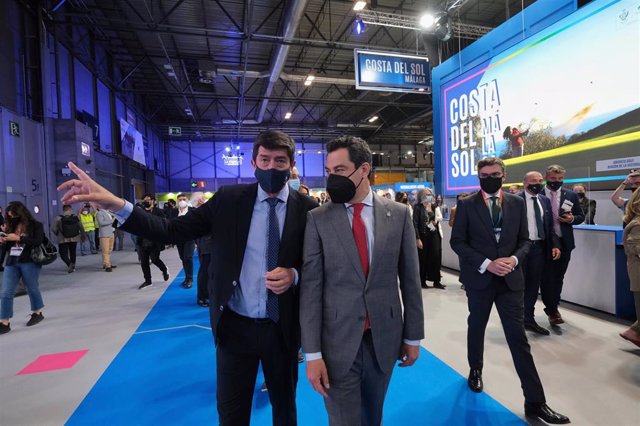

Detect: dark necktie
531,196,545,240
352,203,370,330
490,196,501,228
266,197,281,322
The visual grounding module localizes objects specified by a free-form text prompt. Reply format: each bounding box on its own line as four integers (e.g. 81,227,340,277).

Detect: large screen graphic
440,0,640,194
119,118,147,167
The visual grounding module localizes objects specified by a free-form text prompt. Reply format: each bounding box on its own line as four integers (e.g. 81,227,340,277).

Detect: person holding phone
541,165,585,327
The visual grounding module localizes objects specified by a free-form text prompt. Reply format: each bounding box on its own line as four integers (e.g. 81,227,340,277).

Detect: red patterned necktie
352,203,370,330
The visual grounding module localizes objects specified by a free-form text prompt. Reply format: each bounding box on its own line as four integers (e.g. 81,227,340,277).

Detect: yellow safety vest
80,213,96,232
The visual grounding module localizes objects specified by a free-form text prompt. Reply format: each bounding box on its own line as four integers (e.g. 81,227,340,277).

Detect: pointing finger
57,179,83,192
68,161,91,181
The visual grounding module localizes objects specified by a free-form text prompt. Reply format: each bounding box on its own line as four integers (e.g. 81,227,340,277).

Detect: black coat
519,192,561,259
120,183,318,350
2,220,45,264
450,191,531,291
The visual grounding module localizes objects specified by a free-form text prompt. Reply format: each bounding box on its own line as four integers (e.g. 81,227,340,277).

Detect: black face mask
479,176,503,194
326,168,363,204
577,192,586,199
142,201,152,209
546,180,563,191
527,183,543,195
255,167,290,194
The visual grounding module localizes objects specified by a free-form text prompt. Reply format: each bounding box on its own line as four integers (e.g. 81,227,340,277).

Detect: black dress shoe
434,283,446,289
181,280,193,289
524,322,550,336
525,402,570,424
468,369,483,393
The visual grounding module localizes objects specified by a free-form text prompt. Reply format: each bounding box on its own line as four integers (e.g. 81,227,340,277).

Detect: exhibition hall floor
1,245,638,425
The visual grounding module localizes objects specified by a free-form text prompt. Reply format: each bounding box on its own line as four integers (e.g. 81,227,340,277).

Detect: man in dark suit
136,193,170,289
520,172,562,335
451,157,570,424
572,184,596,225
541,165,585,326
58,130,318,426
301,136,424,425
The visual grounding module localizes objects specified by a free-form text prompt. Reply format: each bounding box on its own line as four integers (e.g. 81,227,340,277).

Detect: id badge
10,246,24,257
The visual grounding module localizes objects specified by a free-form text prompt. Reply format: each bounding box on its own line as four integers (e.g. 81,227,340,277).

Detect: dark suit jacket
542,187,585,251
120,183,318,350
578,197,596,225
519,192,561,259
450,191,531,291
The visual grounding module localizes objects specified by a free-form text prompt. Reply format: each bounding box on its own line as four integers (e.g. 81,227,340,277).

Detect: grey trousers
324,331,392,426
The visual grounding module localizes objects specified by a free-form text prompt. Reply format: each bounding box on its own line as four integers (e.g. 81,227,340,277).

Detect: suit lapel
473,193,496,241
367,193,389,287
501,193,511,241
329,202,366,284
236,183,258,271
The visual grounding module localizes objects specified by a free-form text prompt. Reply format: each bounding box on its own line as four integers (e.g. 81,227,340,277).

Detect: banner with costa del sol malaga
355,49,431,93
440,0,640,194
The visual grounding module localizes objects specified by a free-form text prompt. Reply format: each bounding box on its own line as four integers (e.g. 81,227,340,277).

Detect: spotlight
368,116,379,123
434,12,452,41
419,13,435,28
304,75,315,86
225,146,231,152
284,112,292,120
355,18,366,35
353,1,367,11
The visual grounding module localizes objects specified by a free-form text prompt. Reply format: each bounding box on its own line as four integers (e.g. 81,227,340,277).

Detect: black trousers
541,242,572,315
139,247,167,283
58,242,78,267
417,231,442,286
216,309,298,426
177,241,195,281
466,276,545,403
521,241,545,323
197,253,210,301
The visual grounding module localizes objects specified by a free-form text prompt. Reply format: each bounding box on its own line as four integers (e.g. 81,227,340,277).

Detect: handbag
31,236,58,266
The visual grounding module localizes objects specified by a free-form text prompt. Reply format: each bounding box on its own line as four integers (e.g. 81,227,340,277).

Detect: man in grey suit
300,136,424,426
450,157,570,424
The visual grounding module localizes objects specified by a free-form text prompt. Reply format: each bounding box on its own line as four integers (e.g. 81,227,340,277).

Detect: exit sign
169,126,182,136
9,121,20,137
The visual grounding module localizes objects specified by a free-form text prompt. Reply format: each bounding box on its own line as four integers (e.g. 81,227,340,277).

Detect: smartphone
0,231,7,237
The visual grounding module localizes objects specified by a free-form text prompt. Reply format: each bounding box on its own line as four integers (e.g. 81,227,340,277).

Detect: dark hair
176,193,187,199
326,135,372,169
252,130,296,163
63,204,73,211
477,157,505,174
502,126,512,140
5,201,35,233
142,193,156,200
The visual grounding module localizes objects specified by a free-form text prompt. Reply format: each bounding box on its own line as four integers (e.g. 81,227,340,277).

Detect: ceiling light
235,145,240,150
225,146,231,152
297,150,303,154
407,151,413,155
184,108,193,115
353,1,367,11
284,112,292,120
368,116,379,123
163,63,173,70
419,13,435,28
317,151,322,154
304,75,315,86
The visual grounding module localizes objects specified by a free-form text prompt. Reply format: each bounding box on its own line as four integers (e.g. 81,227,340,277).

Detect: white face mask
178,200,188,209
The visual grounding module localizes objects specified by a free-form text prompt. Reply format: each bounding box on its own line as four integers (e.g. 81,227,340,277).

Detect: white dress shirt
524,191,543,241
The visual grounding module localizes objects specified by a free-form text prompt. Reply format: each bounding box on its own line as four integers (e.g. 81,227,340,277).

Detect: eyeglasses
479,173,504,179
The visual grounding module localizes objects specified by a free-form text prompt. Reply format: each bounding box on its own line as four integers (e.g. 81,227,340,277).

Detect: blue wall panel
169,142,193,179
191,143,216,178
74,59,94,115
97,80,112,153
301,143,325,177
57,44,72,119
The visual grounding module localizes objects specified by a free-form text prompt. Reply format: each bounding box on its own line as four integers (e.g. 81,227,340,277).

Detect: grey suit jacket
300,193,424,380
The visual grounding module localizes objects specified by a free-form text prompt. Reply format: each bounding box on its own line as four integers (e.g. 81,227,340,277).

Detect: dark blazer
120,183,318,350
450,191,531,291
2,220,45,263
136,207,166,251
519,192,561,258
578,197,596,225
541,187,585,251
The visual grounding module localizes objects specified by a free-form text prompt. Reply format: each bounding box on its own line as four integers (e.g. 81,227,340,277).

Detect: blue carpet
67,256,525,425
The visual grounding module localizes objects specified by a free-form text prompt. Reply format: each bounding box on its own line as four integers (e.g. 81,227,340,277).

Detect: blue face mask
255,167,291,194
425,196,433,203
289,178,301,191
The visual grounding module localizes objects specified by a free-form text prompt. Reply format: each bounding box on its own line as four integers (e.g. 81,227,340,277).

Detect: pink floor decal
17,350,89,375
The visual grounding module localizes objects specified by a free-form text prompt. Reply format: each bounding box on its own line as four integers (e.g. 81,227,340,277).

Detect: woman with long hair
0,201,46,334
413,188,445,289
620,189,640,347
